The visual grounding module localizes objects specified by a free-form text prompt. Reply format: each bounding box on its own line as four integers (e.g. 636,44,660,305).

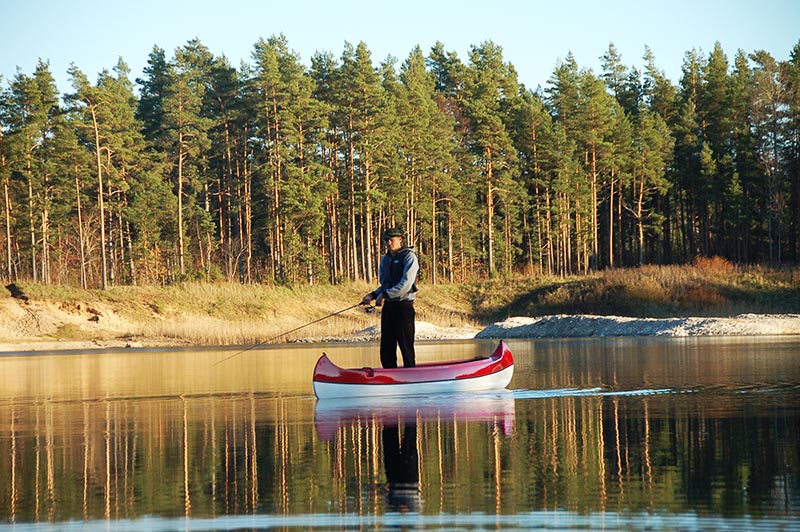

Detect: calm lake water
0,336,798,531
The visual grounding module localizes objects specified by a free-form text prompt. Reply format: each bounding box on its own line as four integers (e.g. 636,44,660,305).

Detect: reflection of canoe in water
314,390,516,441
312,341,514,399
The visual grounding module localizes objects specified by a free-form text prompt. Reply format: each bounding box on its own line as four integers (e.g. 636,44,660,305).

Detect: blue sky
2,0,798,94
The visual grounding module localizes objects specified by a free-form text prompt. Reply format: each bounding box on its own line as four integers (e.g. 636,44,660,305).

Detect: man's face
385,236,403,252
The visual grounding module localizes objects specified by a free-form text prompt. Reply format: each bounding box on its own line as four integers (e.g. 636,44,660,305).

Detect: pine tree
642,46,677,123
576,70,616,270
628,107,674,265
308,50,344,283
398,46,458,283
66,65,113,287
331,42,389,281
68,60,164,286
47,99,90,286
0,77,12,280
3,61,64,282
2,37,800,288
601,43,642,115
608,105,634,266
783,41,800,261
750,49,787,264
273,40,331,284
728,51,759,262
510,89,556,273
700,43,735,255
427,42,478,280
136,46,170,142
463,41,520,277
673,49,706,260
162,40,213,278
201,54,243,281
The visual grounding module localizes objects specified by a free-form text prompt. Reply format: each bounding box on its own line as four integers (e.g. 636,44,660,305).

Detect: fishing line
212,302,365,366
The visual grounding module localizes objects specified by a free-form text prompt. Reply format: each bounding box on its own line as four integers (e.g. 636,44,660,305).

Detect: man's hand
361,294,373,306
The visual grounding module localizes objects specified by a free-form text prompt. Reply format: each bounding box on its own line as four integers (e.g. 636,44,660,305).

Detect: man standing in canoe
361,227,419,368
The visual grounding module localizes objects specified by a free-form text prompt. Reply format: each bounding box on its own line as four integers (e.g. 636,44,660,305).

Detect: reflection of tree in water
382,421,420,512
1,391,798,522
596,395,800,513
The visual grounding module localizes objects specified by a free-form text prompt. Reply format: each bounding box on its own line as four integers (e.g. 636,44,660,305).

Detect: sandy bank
0,292,798,353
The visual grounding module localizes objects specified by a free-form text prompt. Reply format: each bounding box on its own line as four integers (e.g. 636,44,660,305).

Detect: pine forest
1,36,799,289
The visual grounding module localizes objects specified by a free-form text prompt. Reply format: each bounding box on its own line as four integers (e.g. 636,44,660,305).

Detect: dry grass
121,282,383,344
7,262,798,345
469,262,800,320
137,282,482,344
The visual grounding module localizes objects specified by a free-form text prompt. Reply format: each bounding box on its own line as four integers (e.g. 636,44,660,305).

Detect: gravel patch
305,313,800,343
475,314,800,338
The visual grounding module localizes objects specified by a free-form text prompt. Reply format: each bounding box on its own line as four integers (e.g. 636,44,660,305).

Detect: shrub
678,285,728,311
693,256,736,275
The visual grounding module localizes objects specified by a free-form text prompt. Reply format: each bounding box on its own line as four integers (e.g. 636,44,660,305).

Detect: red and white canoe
312,341,514,399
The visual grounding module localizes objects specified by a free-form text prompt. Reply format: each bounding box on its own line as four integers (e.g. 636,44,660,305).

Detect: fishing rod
212,302,364,366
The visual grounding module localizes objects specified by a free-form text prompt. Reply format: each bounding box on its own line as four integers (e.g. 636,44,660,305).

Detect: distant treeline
1,36,799,288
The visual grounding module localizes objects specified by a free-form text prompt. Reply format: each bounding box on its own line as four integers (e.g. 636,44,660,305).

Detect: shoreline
473,313,800,339
1,313,798,353
3,265,798,353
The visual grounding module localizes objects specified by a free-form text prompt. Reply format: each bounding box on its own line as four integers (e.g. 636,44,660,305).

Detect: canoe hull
312,341,514,399
313,365,513,399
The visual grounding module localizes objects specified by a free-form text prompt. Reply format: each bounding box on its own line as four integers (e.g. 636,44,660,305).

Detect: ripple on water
9,511,795,532
511,387,676,399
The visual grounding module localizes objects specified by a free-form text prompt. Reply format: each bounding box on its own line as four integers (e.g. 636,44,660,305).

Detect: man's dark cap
382,227,404,240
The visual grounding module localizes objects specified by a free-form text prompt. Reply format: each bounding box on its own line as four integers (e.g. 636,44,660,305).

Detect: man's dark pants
380,300,415,368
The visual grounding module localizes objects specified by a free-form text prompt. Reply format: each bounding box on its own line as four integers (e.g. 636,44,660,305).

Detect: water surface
1,337,798,530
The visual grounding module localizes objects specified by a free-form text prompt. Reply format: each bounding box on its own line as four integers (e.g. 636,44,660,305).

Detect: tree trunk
26,155,37,281
608,175,615,268
590,146,599,270
177,131,186,277
347,124,358,281
364,153,374,283
447,206,454,283
485,148,495,276
431,172,437,285
3,172,13,281
243,147,253,283
41,176,50,284
74,168,87,289
90,105,108,289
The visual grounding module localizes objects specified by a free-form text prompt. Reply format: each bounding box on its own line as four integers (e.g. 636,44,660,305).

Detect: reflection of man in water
382,422,420,512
